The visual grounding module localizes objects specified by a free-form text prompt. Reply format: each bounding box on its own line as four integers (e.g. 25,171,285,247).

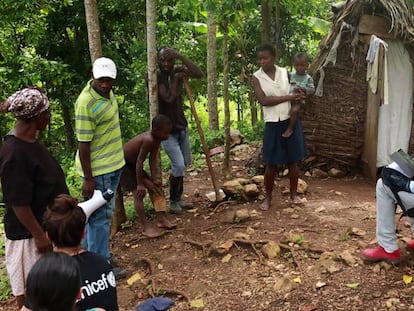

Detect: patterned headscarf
1,87,50,119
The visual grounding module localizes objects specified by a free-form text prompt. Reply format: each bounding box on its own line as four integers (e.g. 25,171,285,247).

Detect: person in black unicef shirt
23,194,119,311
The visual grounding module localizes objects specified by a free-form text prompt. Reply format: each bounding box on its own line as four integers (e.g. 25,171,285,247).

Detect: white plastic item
78,189,114,222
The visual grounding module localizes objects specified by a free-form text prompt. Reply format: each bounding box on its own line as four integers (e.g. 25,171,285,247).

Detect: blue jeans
83,169,121,260
161,128,191,177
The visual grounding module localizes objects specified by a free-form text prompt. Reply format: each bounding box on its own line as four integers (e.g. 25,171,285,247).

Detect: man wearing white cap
74,57,126,279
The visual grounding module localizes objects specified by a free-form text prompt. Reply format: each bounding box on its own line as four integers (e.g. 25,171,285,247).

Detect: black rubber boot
169,175,183,214
177,176,193,209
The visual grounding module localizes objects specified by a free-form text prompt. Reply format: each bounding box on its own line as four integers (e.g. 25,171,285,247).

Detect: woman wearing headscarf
0,87,69,309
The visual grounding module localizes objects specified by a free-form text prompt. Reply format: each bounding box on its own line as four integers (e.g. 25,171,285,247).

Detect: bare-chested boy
121,114,176,238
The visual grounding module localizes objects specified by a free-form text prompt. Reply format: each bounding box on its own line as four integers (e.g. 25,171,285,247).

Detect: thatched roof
302,0,414,173
339,0,414,41
310,0,414,75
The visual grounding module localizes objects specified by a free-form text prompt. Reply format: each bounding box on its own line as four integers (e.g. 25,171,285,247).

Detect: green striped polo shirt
75,80,125,177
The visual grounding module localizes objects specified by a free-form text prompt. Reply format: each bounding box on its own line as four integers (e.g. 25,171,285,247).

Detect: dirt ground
3,151,414,311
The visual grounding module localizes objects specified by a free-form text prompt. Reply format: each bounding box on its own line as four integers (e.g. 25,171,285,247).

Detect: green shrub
124,195,155,222
65,165,83,199
238,120,264,143
0,266,12,301
124,199,137,221
0,222,11,301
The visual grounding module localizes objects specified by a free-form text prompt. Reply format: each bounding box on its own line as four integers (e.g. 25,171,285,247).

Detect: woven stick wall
302,30,368,171
302,0,414,172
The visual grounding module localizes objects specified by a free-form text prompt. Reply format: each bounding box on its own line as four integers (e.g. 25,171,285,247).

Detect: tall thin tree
261,0,271,44
146,0,158,121
207,9,219,130
84,0,102,63
145,0,162,187
222,18,231,175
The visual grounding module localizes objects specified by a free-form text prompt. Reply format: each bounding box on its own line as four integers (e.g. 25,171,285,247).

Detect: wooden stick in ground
183,79,222,201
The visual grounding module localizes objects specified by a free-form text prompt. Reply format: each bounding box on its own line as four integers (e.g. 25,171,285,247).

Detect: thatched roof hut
303,0,414,179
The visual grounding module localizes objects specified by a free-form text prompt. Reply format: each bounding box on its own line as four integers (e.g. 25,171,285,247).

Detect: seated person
25,252,81,311
23,194,119,310
362,172,414,263
121,114,176,238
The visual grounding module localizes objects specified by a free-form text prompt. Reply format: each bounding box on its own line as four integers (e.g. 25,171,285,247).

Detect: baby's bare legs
282,102,301,138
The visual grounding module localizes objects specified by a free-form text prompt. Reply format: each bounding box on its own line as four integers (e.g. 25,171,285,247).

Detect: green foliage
64,165,83,200
339,232,351,241
0,220,11,301
160,150,172,171
233,216,241,223
124,196,155,222
283,250,295,265
0,264,11,301
124,200,138,221
238,120,265,143
156,289,167,296
293,234,305,246
0,0,338,302
0,214,4,257
144,197,156,219
190,153,207,170
278,0,331,65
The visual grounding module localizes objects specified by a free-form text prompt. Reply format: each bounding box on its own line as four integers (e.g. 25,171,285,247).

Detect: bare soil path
3,157,414,311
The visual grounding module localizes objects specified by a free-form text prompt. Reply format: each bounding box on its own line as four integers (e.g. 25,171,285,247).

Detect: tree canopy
0,0,332,183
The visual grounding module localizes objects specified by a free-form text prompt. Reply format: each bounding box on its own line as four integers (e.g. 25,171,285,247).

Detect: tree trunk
222,20,231,175
275,0,282,58
84,0,102,63
261,0,271,44
146,0,162,185
60,102,76,150
249,89,258,126
146,0,158,120
207,10,219,131
110,184,126,237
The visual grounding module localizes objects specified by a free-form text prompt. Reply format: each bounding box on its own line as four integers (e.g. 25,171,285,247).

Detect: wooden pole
183,79,222,201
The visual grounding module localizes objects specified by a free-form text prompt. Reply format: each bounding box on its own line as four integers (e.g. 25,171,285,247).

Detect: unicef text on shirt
80,271,116,299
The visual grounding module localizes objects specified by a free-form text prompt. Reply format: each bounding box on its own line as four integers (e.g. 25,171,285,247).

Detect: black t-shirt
23,251,119,311
157,69,188,132
0,135,69,240
75,251,119,311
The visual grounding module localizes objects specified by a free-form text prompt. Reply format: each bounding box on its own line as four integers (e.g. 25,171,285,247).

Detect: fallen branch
158,288,190,302
212,199,238,213
138,257,190,302
232,239,266,265
184,238,322,268
217,224,247,241
184,239,213,257
138,257,155,275
279,243,299,269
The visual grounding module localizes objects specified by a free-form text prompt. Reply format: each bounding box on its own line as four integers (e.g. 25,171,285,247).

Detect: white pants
376,179,414,252
5,238,40,296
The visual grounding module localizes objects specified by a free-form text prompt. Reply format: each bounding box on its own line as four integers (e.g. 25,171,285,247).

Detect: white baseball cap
92,57,117,79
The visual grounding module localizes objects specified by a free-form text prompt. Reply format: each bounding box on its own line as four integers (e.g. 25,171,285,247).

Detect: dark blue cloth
262,119,306,165
136,298,174,311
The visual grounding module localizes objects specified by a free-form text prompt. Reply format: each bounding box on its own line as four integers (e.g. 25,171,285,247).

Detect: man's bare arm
78,141,95,198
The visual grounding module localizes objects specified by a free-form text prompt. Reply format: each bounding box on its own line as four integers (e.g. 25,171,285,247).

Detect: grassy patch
0,222,11,301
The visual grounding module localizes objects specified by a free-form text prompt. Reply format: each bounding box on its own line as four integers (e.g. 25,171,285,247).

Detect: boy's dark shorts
120,162,150,192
